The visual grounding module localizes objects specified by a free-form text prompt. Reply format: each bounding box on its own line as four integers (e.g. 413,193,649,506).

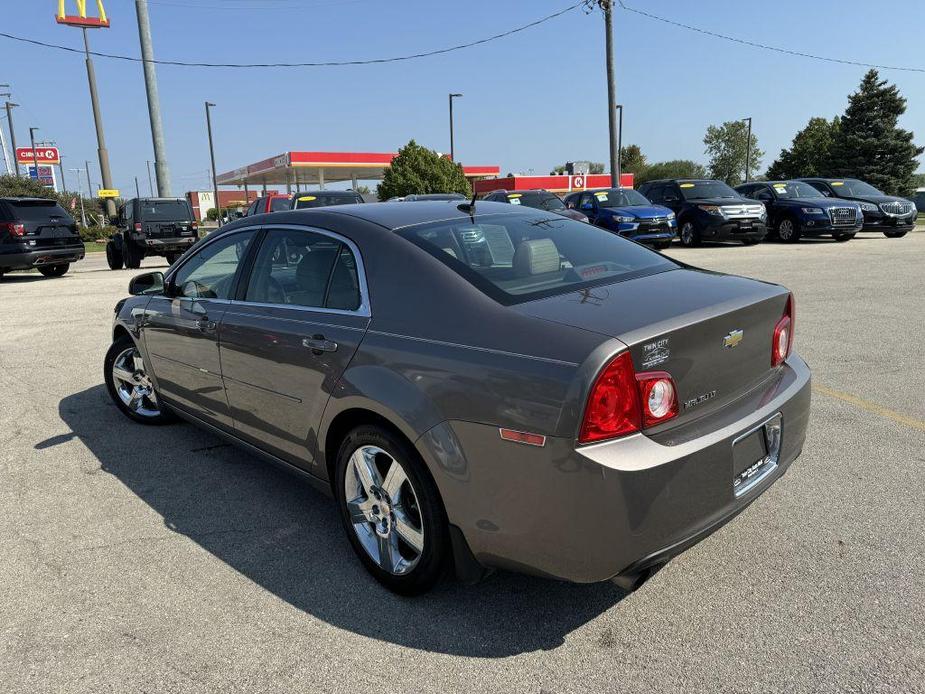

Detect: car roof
221,200,523,233
0,197,60,203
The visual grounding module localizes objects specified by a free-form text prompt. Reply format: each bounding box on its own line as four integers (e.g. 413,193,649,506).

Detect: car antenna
457,190,477,216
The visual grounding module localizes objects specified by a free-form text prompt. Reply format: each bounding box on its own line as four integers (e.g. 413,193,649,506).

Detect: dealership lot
1,234,923,693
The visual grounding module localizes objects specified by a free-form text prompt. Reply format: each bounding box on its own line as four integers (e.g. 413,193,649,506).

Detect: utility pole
58,156,67,193
28,127,39,182
146,160,154,196
71,168,87,227
5,100,20,177
85,160,93,195
135,0,171,196
448,93,463,161
0,86,11,175
598,0,619,188
742,117,753,183
81,27,116,217
135,176,140,198
205,102,219,222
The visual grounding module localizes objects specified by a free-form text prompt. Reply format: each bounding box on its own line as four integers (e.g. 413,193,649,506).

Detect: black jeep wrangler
106,198,199,269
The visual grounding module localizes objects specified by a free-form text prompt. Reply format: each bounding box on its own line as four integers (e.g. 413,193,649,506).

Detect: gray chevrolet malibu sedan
105,200,810,595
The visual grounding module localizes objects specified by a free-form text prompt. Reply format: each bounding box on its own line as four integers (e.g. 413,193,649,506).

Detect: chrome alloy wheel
111,346,161,418
680,222,695,245
344,445,425,575
779,219,794,241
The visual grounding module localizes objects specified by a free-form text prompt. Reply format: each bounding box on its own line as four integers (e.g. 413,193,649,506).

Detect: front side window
245,228,361,310
172,230,255,300
398,212,677,305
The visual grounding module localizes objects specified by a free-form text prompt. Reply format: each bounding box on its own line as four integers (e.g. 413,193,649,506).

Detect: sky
1,0,923,196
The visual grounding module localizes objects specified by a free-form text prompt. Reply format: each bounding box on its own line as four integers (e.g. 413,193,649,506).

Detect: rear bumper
419,354,811,583
0,244,85,270
135,236,198,252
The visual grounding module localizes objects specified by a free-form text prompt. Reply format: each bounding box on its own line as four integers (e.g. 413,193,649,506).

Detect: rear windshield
507,192,565,211
7,200,73,222
397,212,677,305
138,200,193,221
679,181,739,200
292,193,361,209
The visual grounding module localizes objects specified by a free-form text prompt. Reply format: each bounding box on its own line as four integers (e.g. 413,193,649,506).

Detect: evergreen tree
619,144,647,175
828,69,923,196
766,117,839,180
377,140,471,200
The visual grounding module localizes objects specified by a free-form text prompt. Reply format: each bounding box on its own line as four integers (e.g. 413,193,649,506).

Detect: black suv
482,189,589,222
637,179,768,247
107,198,199,270
797,178,917,238
0,197,85,279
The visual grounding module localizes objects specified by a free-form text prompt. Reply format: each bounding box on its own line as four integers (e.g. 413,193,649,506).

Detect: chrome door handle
302,336,338,354
196,318,217,333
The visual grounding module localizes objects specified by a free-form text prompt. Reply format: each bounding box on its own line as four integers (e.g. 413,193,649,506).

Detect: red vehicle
244,194,291,216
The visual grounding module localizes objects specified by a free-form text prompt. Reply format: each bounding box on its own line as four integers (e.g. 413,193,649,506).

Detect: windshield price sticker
298,196,317,201
595,192,609,200
680,183,695,188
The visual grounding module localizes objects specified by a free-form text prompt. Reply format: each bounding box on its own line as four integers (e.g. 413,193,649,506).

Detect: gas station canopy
216,151,500,190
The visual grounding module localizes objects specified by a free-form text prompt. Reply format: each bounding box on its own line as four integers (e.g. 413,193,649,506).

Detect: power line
617,0,925,74
0,2,584,69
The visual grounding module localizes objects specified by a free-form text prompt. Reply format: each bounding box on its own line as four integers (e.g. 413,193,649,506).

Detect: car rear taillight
636,372,679,428
771,294,795,367
2,222,26,237
191,221,198,231
134,222,143,232
579,352,680,444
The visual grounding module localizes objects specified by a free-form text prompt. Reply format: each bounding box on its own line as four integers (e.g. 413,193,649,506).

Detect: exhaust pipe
611,561,667,592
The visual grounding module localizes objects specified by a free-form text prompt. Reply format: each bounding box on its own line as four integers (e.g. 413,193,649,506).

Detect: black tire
335,425,449,595
776,217,801,243
106,240,124,270
678,220,701,247
742,238,760,246
38,263,70,277
833,232,855,242
0,269,5,281
123,240,144,269
653,240,672,250
103,334,176,425
166,251,182,265
883,231,908,238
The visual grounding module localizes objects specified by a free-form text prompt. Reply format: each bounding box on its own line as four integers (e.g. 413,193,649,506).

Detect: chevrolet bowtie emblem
723,329,744,349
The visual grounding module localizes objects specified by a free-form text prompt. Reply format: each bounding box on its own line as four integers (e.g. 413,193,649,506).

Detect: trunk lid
513,268,790,426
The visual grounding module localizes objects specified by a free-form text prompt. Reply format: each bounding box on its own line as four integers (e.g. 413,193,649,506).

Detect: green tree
828,69,923,196
703,121,763,186
766,117,839,180
636,160,707,184
377,140,471,200
619,144,647,175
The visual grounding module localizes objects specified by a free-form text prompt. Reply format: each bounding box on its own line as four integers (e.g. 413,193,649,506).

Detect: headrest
513,238,560,276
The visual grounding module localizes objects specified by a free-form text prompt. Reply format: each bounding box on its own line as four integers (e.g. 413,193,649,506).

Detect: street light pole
85,160,93,195
58,156,67,193
146,160,154,196
135,0,171,196
742,117,753,183
28,127,39,182
5,101,20,177
205,102,219,223
81,27,116,217
615,104,623,187
449,93,463,162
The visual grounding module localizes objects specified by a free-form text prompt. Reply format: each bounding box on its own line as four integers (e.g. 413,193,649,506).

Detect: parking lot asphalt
1,233,923,694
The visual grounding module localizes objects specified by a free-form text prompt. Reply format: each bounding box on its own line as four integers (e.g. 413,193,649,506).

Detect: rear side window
269,197,291,212
8,200,73,222
398,212,677,305
292,194,361,209
244,228,361,311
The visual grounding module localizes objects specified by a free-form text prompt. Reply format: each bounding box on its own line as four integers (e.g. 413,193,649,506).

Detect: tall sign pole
205,102,219,221
135,0,171,196
5,101,20,177
57,2,116,217
601,0,619,188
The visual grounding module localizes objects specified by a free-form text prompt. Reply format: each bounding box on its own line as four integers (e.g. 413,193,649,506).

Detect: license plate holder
732,414,782,497
738,221,753,230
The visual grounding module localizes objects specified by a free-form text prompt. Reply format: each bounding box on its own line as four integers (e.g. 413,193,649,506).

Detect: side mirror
128,271,165,296
821,190,832,197
757,193,772,202
663,194,679,203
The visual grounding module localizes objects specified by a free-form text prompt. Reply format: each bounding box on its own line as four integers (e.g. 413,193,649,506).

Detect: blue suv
563,188,676,248
736,180,862,243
